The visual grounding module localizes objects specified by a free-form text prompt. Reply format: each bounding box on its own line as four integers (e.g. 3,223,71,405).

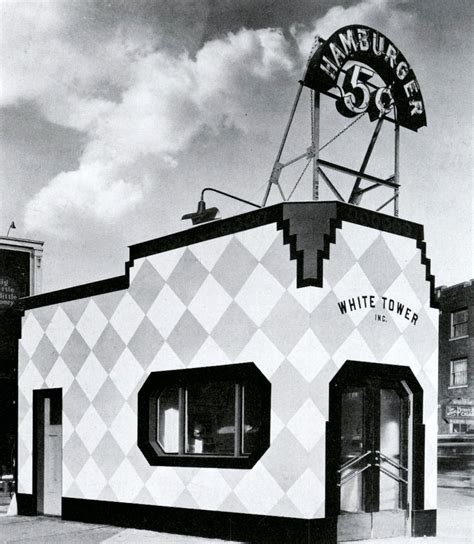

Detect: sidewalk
0,487,472,543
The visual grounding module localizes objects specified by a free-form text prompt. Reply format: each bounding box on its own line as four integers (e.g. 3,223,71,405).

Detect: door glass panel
379,388,402,510
340,388,365,513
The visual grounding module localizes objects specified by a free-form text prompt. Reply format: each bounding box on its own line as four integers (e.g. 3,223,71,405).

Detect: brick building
436,280,474,435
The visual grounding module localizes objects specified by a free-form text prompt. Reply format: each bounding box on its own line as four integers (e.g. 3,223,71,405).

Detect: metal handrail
375,464,408,485
377,451,408,472
338,463,371,487
338,450,372,473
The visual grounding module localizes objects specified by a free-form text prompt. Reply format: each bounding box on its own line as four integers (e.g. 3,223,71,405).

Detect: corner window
138,363,271,468
451,309,468,338
450,359,467,387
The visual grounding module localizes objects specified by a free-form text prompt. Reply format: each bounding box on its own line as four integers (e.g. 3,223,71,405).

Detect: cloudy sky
1,0,472,293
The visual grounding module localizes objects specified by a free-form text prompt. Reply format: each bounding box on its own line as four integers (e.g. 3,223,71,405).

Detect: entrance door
34,389,62,516
336,379,410,541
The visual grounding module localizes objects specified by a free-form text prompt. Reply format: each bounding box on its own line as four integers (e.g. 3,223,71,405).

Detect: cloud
2,0,417,236
292,0,415,60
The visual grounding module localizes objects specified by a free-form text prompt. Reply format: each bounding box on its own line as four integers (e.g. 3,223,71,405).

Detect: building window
449,419,474,434
138,363,271,468
451,308,468,338
450,359,467,387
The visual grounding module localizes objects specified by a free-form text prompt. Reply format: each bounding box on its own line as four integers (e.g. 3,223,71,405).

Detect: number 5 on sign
336,64,394,119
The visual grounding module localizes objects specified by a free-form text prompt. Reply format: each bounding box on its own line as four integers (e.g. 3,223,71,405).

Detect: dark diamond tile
63,380,91,427
61,329,91,377
126,446,154,485
403,254,430,306
167,249,208,306
310,291,355,356
128,317,163,368
167,310,207,365
31,334,59,380
94,377,127,428
260,235,296,290
93,324,126,373
64,431,90,478
261,292,309,356
33,305,57,331
94,290,126,320
92,431,126,481
62,298,89,326
358,236,402,295
129,259,165,314
320,232,356,289
260,428,309,492
271,361,309,424
358,310,401,361
403,308,437,365
212,302,258,360
211,237,258,297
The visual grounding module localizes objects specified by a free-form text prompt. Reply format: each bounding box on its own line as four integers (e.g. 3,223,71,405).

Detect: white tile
76,352,108,401
238,329,284,379
148,342,185,372
128,257,144,282
145,467,185,506
17,454,33,494
76,300,108,349
110,348,145,400
188,469,232,510
188,275,232,334
109,458,144,502
235,264,285,326
76,405,108,454
340,221,380,260
189,236,231,272
382,272,422,333
147,285,186,339
235,224,279,261
332,329,376,369
45,307,74,353
381,336,420,376
332,263,377,326
148,247,185,281
110,293,144,344
75,458,107,499
19,361,44,395
18,407,33,454
21,312,44,357
381,231,419,269
234,463,284,514
270,411,285,442
188,336,231,368
62,464,75,495
287,279,331,313
287,399,325,452
45,356,75,393
62,413,75,446
288,329,329,383
287,468,324,518
110,402,137,455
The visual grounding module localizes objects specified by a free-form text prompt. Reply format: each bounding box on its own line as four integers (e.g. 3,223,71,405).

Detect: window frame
138,363,271,468
449,358,468,388
450,308,468,339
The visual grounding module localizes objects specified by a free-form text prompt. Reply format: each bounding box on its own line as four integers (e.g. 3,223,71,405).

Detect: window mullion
234,383,243,457
179,386,186,455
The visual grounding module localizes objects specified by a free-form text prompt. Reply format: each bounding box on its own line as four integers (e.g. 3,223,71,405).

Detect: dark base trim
412,509,436,537
16,493,35,515
62,498,337,543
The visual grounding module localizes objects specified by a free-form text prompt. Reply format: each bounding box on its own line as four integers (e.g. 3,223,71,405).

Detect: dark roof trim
19,202,437,310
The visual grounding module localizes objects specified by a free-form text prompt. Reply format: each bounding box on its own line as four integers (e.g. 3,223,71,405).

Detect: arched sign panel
303,25,426,131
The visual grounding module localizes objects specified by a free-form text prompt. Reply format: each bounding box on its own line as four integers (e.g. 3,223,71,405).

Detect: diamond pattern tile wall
18,218,438,519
